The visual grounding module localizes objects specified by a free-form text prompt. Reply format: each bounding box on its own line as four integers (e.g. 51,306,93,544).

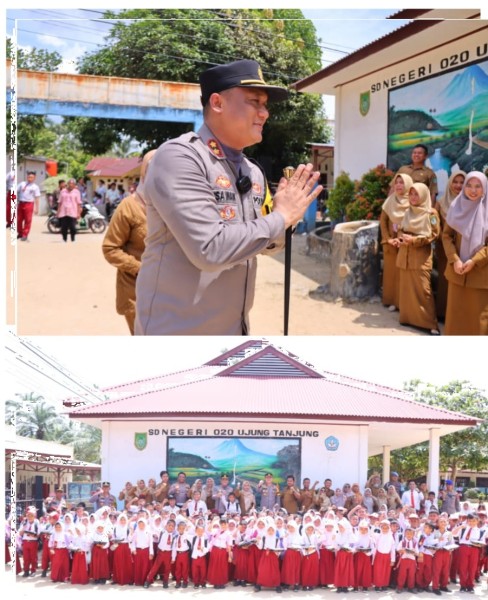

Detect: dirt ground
7,215,432,336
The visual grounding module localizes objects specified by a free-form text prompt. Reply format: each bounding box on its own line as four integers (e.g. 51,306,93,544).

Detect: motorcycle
47,202,107,234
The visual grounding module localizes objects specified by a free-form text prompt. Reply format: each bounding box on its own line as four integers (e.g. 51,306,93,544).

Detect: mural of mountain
438,64,488,111
437,91,488,129
167,449,214,469
211,438,275,468
389,109,443,134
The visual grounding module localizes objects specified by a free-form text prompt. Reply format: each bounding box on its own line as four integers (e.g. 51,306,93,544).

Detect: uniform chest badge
252,182,262,195
215,175,232,189
220,205,236,220
430,215,437,225
208,139,224,158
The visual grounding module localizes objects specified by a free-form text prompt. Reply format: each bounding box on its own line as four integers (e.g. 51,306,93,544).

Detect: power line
12,9,352,57
5,333,106,405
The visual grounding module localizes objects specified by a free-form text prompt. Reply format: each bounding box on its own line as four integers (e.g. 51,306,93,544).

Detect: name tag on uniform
213,190,237,204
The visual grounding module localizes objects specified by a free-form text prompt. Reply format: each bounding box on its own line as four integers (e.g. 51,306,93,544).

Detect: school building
67,340,478,497
294,9,488,198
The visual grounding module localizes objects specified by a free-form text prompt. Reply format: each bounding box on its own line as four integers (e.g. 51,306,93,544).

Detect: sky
5,4,412,120
5,333,487,405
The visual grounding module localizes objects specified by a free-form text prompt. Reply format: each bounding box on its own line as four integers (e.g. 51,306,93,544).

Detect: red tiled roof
68,341,478,426
293,10,482,92
85,157,142,177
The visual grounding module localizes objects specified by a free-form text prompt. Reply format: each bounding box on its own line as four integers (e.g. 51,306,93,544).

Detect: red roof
68,341,478,426
85,157,142,177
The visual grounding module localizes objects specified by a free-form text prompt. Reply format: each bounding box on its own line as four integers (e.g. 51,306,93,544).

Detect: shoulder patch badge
220,205,236,220
216,175,232,189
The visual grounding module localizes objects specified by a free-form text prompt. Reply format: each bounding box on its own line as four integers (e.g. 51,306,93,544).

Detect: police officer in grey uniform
135,59,322,335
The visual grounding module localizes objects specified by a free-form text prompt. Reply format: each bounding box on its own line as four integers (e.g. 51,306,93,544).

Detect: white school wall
100,419,369,496
335,28,488,180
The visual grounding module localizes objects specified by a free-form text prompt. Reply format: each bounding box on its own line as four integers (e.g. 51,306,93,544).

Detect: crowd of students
7,473,488,593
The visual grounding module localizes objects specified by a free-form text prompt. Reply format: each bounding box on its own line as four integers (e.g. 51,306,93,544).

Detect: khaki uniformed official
135,59,322,335
397,144,438,204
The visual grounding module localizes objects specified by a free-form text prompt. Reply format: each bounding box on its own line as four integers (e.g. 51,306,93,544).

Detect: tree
6,393,101,463
369,380,488,482
326,171,355,222
70,8,328,180
7,40,64,159
7,393,64,440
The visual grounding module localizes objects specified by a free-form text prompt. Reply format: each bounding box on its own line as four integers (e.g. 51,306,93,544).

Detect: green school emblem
134,432,147,451
359,91,370,116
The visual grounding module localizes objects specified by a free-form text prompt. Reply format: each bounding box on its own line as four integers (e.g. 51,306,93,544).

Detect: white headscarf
382,172,414,224
400,182,433,237
446,171,488,261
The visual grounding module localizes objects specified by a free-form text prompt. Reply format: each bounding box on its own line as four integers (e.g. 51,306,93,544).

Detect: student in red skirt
416,521,437,592
300,523,320,591
111,513,134,585
130,517,153,586
395,526,418,593
281,519,303,592
207,518,233,589
70,520,90,585
48,521,72,582
255,519,282,593
143,518,175,588
227,519,239,582
247,516,267,585
432,516,455,594
334,518,357,592
172,519,191,588
233,520,251,587
373,519,396,591
191,523,210,588
90,521,110,584
354,519,375,592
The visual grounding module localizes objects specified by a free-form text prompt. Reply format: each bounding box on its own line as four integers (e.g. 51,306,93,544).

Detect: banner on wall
387,57,488,197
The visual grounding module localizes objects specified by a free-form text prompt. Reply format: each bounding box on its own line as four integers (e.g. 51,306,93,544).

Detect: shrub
346,164,395,221
327,171,355,222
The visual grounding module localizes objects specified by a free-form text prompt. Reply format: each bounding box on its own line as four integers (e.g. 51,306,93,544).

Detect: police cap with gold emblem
199,59,288,106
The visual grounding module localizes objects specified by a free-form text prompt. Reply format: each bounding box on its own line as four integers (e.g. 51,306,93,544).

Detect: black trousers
60,216,77,241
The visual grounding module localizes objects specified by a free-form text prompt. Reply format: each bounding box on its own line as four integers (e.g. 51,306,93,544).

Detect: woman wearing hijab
380,173,414,311
434,171,466,320
443,171,488,335
396,182,441,334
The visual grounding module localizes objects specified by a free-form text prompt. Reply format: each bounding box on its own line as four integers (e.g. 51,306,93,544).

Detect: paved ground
4,567,487,599
8,215,429,336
